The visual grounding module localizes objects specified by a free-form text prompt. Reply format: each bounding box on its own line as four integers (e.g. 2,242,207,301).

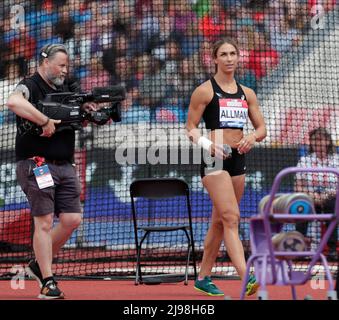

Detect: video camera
19,86,125,135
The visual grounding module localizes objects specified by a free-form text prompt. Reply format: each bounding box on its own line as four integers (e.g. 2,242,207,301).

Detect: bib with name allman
219,98,248,129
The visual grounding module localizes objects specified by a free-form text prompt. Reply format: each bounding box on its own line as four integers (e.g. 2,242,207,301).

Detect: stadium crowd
0,0,337,124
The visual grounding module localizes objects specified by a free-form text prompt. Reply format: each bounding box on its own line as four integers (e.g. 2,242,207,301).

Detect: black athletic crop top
202,77,249,130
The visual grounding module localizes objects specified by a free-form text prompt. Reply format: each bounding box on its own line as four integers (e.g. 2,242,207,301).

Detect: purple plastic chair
240,167,339,300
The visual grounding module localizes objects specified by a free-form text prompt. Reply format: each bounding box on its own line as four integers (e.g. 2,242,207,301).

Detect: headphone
40,44,67,59
40,44,53,58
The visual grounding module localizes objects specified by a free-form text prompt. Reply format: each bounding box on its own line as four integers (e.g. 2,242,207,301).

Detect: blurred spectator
0,0,336,125
0,24,10,77
2,9,20,44
197,39,215,78
265,2,302,53
268,1,309,34
148,15,176,50
234,5,255,29
137,56,175,121
192,0,211,18
308,0,337,13
269,18,301,54
101,19,115,52
236,49,257,92
153,38,182,77
81,1,104,47
178,19,204,58
111,54,138,90
121,86,151,123
25,0,59,34
149,38,184,113
175,56,205,108
66,0,92,24
295,128,339,260
36,21,62,50
294,2,309,32
152,40,188,123
80,56,110,92
8,24,36,61
134,53,153,82
168,1,197,34
102,32,133,77
248,31,279,79
65,22,92,79
135,0,161,41
237,25,257,52
156,106,183,123
221,0,248,9
91,12,115,54
0,60,22,124
54,5,75,41
198,1,235,41
113,0,137,34
155,56,204,123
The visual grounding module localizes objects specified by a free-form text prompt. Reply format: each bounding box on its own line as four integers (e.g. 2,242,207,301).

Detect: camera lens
110,102,121,122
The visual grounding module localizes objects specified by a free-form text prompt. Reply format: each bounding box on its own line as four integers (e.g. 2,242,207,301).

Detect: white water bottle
223,144,232,158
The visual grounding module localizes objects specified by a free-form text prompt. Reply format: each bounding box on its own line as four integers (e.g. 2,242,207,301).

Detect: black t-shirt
14,72,79,162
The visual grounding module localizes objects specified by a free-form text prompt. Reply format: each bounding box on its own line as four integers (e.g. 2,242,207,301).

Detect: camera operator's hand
82,102,99,112
82,102,101,127
40,118,61,138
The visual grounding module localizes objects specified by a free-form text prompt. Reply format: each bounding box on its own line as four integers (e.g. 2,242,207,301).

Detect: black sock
42,276,54,286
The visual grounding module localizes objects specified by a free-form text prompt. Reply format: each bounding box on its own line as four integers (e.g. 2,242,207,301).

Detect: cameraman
7,44,96,299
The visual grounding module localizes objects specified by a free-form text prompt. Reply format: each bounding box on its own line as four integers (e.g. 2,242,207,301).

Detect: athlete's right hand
211,143,231,160
40,119,61,137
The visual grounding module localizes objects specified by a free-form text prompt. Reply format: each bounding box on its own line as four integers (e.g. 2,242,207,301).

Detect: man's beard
51,77,65,86
47,71,65,86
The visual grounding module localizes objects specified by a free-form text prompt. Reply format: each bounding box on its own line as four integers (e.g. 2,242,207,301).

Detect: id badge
33,165,54,189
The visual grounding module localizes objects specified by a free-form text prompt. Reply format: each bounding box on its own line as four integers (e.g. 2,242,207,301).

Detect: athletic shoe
38,279,64,299
194,276,224,296
246,274,259,296
26,260,43,288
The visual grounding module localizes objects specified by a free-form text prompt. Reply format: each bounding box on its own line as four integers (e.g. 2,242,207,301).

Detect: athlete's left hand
236,133,256,154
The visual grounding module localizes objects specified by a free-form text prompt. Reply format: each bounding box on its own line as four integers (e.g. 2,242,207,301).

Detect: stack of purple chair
240,167,339,300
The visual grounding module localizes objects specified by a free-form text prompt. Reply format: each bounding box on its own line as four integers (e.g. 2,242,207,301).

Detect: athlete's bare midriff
209,128,243,149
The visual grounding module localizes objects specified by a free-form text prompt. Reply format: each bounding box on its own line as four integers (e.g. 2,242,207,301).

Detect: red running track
0,279,333,300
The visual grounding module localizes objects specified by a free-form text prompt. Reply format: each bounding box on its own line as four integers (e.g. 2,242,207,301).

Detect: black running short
200,148,246,178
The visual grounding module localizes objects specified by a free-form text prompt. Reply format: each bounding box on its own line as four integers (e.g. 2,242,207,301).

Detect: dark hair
212,37,240,59
309,127,335,154
38,44,68,65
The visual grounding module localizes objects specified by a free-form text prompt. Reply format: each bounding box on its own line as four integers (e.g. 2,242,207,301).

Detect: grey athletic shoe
38,279,64,299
